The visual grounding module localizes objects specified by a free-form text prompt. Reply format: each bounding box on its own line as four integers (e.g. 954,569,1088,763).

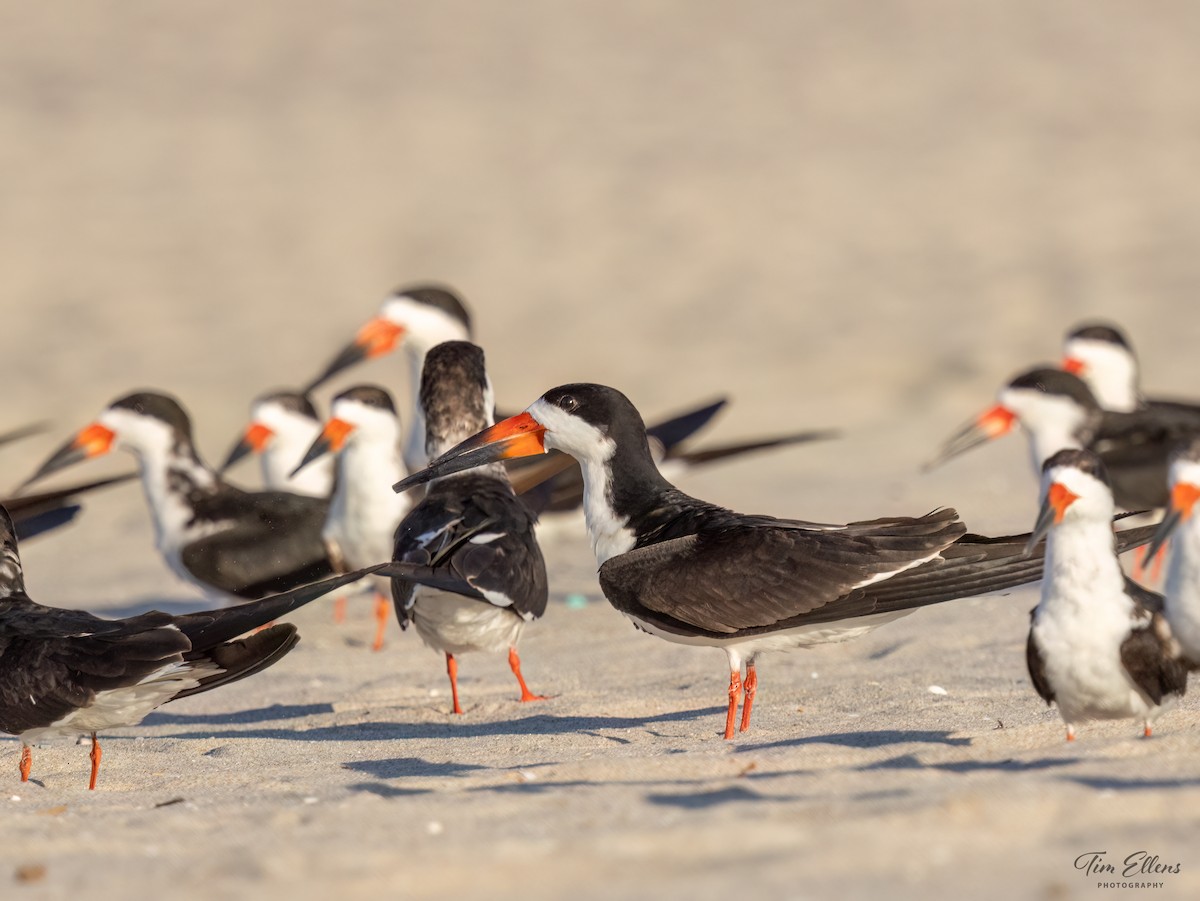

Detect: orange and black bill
305,318,406,392
1144,482,1200,561
291,419,355,477
926,405,1017,471
20,423,116,490
219,422,273,473
393,412,547,493
1025,482,1080,555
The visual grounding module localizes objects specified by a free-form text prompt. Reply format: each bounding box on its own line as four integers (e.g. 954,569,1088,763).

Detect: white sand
2,2,1199,898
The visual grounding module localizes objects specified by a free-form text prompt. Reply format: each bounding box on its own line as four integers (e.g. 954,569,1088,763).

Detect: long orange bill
393,411,547,493
305,317,406,391
1144,482,1200,561
925,404,1017,471
219,422,274,472
20,423,116,489
1062,357,1086,376
291,419,354,477
1025,482,1080,554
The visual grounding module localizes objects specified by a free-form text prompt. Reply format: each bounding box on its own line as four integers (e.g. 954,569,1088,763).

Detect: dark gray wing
1120,615,1189,705
598,509,965,635
391,475,547,627
0,600,189,734
180,490,333,599
1026,614,1055,705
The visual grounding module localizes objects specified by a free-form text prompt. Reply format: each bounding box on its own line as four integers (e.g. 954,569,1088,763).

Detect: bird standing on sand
23,392,336,604
394,383,1144,739
930,367,1200,511
292,385,412,651
0,503,385,789
1024,449,1187,741
391,341,547,714
1145,437,1200,669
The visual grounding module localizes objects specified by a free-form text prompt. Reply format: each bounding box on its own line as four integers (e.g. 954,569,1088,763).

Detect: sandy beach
2,2,1200,898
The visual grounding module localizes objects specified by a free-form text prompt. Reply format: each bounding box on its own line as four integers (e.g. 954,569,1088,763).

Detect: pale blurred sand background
2,2,1200,899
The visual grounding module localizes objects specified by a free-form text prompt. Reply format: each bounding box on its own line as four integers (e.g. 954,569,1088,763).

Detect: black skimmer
0,503,386,789
1024,449,1188,741
219,390,335,498
1144,437,1200,669
1062,321,1200,418
391,383,1155,740
2,422,136,540
929,367,1200,510
304,283,838,490
22,392,336,603
390,341,547,714
292,385,412,650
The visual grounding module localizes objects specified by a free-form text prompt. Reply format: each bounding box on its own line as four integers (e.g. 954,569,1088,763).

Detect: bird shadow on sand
152,706,725,744
859,753,1079,774
645,785,803,809
343,757,489,779
143,703,334,727
735,730,972,753
1062,774,1200,792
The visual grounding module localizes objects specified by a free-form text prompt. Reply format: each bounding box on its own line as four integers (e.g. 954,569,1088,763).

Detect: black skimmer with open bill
292,385,412,650
21,392,337,604
219,390,335,498
1144,437,1200,669
390,341,547,714
1024,449,1188,741
928,367,1200,510
393,383,1159,739
303,283,839,490
0,503,387,789
1062,321,1200,419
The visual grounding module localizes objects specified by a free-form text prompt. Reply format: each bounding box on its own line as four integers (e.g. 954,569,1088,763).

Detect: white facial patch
999,387,1089,469
1042,465,1114,525
1064,337,1139,412
528,397,634,564
382,295,472,350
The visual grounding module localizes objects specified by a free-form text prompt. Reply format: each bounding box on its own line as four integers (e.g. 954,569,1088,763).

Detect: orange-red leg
88,733,101,791
1066,725,1076,742
19,745,31,782
1149,543,1167,582
1144,722,1153,738
1131,543,1170,582
332,595,347,624
508,647,547,702
446,653,464,715
371,593,389,652
739,663,758,733
724,670,743,740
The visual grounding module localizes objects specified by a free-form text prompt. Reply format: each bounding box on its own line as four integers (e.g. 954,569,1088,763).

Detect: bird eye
559,395,578,412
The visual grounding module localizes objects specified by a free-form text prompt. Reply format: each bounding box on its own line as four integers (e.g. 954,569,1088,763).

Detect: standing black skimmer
219,390,335,498
2,422,136,540
1144,437,1200,669
1062,321,1200,418
303,283,838,493
390,342,547,714
306,284,473,470
292,385,412,650
0,503,385,789
22,392,336,604
1024,449,1188,741
391,383,1154,740
929,367,1200,510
